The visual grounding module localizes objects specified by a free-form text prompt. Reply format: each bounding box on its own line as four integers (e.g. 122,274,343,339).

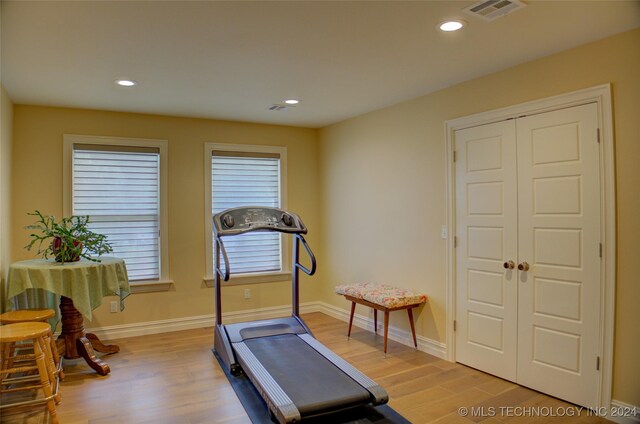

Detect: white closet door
454,120,519,381
516,103,601,407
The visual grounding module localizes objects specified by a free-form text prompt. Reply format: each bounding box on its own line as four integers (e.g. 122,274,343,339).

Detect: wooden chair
0,309,63,380
0,322,61,424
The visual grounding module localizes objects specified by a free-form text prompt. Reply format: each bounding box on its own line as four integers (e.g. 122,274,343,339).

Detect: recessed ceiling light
439,20,466,32
115,79,137,87
284,99,299,105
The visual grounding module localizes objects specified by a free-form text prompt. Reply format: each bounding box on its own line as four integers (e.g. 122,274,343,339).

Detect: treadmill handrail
215,232,315,280
295,234,316,276
215,236,230,282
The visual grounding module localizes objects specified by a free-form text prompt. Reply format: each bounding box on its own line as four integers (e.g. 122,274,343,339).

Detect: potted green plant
25,210,114,263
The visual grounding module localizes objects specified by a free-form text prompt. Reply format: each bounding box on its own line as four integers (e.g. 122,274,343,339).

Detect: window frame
63,134,172,293
203,142,290,286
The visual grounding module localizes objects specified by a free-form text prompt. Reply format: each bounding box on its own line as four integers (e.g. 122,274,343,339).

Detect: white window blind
212,152,281,274
72,145,161,281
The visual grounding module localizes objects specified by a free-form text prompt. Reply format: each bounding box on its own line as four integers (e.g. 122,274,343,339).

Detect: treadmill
212,206,388,424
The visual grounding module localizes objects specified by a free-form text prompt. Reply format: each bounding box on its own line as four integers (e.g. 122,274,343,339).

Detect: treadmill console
213,206,307,237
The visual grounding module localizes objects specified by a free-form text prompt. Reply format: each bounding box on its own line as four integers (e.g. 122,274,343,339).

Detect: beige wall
7,28,638,406
318,29,640,404
1,85,14,308
10,106,320,327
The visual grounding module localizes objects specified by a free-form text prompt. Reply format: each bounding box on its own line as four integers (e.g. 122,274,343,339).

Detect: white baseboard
607,400,640,424
85,301,447,359
85,302,321,340
85,313,215,340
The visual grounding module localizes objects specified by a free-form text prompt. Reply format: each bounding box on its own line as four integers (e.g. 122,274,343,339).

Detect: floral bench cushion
335,282,427,309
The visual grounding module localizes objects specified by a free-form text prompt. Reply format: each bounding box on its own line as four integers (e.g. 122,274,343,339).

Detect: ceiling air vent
268,104,288,111
464,0,526,21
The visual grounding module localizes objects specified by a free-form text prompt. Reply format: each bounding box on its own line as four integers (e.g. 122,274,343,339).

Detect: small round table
6,257,130,375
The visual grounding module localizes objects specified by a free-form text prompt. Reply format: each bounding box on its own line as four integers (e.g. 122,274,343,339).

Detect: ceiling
1,1,639,128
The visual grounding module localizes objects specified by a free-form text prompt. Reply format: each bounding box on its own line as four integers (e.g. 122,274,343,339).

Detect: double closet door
454,103,601,407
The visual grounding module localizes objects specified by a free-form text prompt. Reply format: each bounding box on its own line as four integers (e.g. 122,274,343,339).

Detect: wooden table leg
76,336,110,376
85,333,120,354
348,301,356,338
373,309,378,334
57,296,116,376
58,296,84,359
383,310,390,355
407,307,418,348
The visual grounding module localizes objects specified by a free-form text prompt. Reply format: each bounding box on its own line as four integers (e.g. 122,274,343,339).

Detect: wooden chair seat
0,309,55,324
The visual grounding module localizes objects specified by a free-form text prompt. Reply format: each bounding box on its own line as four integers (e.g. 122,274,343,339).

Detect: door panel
455,120,518,381
534,228,582,267
534,277,582,320
534,176,581,214
516,103,601,407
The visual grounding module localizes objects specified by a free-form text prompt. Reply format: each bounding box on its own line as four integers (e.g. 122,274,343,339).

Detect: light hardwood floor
1,312,610,423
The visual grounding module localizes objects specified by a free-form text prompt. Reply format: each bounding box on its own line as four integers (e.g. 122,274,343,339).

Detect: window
64,135,170,289
204,143,288,284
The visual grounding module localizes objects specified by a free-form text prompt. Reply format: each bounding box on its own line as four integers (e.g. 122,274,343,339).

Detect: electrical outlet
110,301,118,313
243,289,251,300
441,225,448,239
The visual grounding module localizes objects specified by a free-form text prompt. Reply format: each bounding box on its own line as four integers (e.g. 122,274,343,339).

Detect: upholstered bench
335,283,427,354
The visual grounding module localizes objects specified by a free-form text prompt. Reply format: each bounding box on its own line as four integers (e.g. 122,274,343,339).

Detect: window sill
203,271,292,287
130,280,174,293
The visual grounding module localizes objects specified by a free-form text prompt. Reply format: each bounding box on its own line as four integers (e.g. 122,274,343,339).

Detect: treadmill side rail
214,324,240,375
234,342,301,424
298,334,389,405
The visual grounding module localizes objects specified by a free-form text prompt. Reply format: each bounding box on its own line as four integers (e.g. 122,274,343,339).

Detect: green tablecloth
6,257,130,321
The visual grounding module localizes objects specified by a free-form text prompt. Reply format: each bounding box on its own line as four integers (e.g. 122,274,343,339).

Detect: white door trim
444,84,616,409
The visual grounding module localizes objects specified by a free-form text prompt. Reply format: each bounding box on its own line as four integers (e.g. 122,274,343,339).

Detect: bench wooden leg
383,310,390,355
373,309,378,334
347,302,356,338
407,307,418,348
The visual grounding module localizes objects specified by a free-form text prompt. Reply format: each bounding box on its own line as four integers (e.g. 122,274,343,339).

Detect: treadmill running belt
243,334,371,416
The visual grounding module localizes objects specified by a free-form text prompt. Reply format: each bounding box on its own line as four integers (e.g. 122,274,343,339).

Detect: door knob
503,260,515,270
518,262,530,271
